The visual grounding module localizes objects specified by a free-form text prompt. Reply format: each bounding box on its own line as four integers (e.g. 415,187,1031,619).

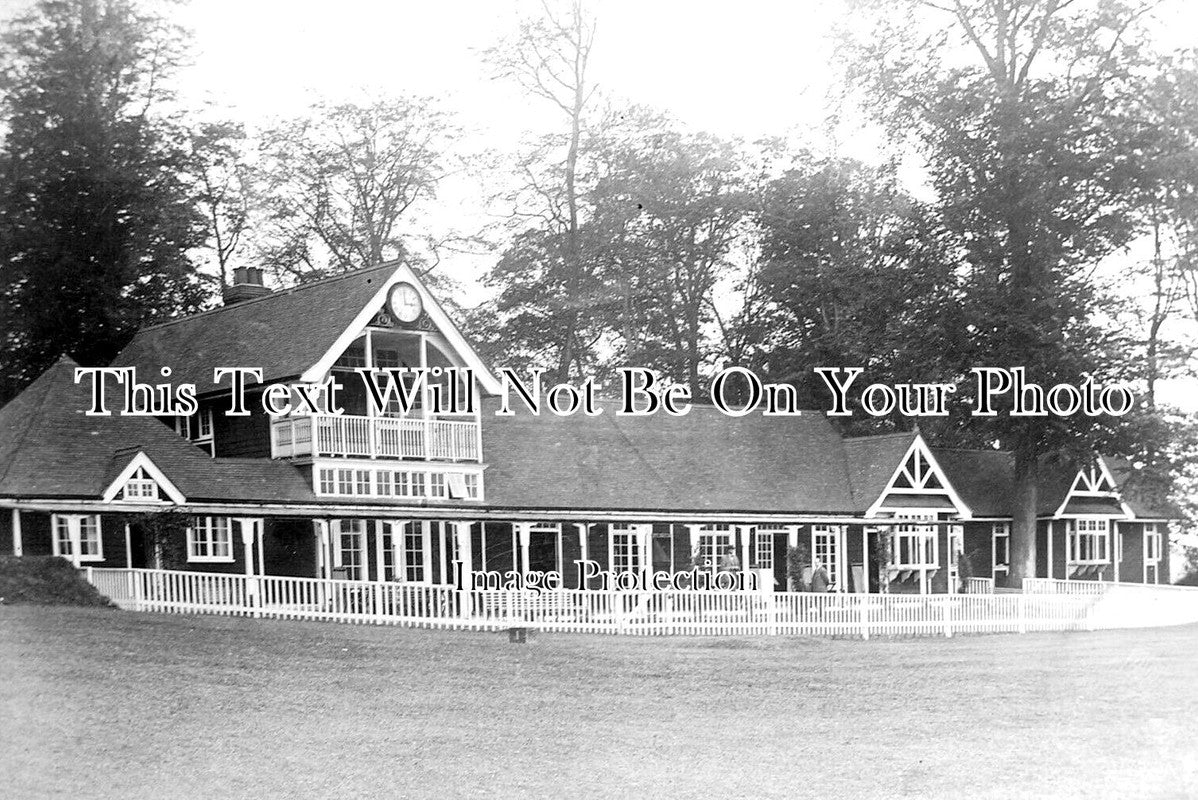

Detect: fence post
859,594,870,640
85,566,94,585
1017,593,1027,634
133,570,144,613
373,581,385,624
942,597,952,638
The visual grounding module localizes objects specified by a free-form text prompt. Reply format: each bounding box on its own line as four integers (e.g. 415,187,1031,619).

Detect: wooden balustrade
270,414,480,461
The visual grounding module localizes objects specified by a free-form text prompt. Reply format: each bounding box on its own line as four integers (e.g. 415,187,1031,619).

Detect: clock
388,282,423,324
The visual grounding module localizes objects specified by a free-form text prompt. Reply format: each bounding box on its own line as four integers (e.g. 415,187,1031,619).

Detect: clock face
388,282,423,323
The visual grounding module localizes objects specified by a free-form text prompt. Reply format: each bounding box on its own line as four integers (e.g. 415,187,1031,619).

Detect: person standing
810,559,831,593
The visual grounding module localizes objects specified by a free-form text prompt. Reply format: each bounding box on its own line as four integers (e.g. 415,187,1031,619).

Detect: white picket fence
83,567,1198,639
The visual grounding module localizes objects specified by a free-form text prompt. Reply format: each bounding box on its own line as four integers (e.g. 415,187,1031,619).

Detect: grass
2,607,1197,799
0,556,113,606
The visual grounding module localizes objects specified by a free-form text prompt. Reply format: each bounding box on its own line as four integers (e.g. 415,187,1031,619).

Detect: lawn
2,606,1196,799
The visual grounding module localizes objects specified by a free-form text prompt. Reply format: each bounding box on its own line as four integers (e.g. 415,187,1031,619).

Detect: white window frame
610,523,647,574
1144,523,1161,563
1068,517,1110,565
992,522,1010,575
811,524,846,589
187,516,233,563
334,519,367,580
52,514,104,563
890,514,939,570
122,467,160,502
753,528,781,571
695,524,733,574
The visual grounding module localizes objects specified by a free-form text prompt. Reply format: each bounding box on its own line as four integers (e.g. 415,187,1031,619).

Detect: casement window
187,516,232,562
376,471,393,496
463,473,480,500
992,523,1011,575
1144,524,1162,563
812,525,844,582
337,469,354,495
694,524,733,572
891,516,938,569
428,472,447,499
403,523,428,582
174,408,213,443
1068,518,1110,564
753,529,776,570
610,524,645,574
53,515,103,563
319,469,336,494
335,520,366,580
122,467,159,501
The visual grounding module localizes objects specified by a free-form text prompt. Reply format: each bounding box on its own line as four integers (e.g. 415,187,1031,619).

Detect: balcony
272,414,480,462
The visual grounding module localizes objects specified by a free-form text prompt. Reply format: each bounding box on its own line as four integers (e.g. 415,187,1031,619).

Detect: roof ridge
135,261,404,334
931,445,1010,454
843,430,916,442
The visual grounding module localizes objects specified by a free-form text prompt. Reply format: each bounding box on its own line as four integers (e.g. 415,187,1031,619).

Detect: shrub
0,556,114,606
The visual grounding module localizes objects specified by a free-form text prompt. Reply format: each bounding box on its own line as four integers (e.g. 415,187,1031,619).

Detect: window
378,521,399,581
53,515,103,562
1069,518,1110,564
376,470,393,496
428,472,447,499
355,469,371,495
1145,524,1161,563
335,342,367,369
336,520,366,580
123,467,159,501
319,469,336,495
695,525,733,572
375,348,401,369
404,523,427,582
891,516,938,569
188,517,232,562
610,524,644,574
753,529,779,570
196,408,213,442
337,469,354,495
812,525,844,586
463,473,480,500
411,472,426,498
992,523,1010,575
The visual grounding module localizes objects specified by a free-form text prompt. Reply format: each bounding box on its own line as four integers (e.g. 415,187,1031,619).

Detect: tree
188,120,253,289
844,0,1174,584
253,96,454,282
0,0,207,403
749,156,960,426
484,0,597,382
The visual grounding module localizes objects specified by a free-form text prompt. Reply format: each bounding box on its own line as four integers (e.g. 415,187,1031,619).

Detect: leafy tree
253,96,455,282
0,0,207,403
843,0,1176,583
187,120,253,289
749,157,961,426
483,0,598,381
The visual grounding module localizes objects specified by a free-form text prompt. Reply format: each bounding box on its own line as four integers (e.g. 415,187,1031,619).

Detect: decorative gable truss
101,452,187,505
867,436,971,519
299,262,501,394
1052,457,1133,519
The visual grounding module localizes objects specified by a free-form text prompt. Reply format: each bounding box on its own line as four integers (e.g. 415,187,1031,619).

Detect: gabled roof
111,263,400,395
479,400,858,515
0,356,313,503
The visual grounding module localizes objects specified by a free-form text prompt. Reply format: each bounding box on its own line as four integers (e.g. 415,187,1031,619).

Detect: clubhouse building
0,262,1176,595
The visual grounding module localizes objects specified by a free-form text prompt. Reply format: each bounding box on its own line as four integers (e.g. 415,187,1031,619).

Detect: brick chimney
223,267,271,306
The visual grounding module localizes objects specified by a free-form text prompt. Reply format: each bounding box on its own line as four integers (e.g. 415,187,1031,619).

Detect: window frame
187,516,233,563
992,522,1011,575
890,514,939,570
52,514,104,563
1068,517,1111,565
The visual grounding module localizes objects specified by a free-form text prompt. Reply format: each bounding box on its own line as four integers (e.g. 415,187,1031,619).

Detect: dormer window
123,467,160,501
1068,518,1110,564
335,342,367,369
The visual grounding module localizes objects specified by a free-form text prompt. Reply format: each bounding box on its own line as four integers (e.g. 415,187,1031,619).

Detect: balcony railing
272,414,480,462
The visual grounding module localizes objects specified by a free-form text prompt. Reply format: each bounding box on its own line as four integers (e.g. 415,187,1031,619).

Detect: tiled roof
842,432,917,508
0,356,313,503
479,399,859,514
110,263,396,394
931,448,1015,517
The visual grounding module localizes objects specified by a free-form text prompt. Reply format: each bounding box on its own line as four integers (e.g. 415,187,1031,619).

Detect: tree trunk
1009,444,1039,586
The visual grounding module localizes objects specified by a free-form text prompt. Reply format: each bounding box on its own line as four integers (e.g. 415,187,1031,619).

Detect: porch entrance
812,525,846,591
527,524,562,574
